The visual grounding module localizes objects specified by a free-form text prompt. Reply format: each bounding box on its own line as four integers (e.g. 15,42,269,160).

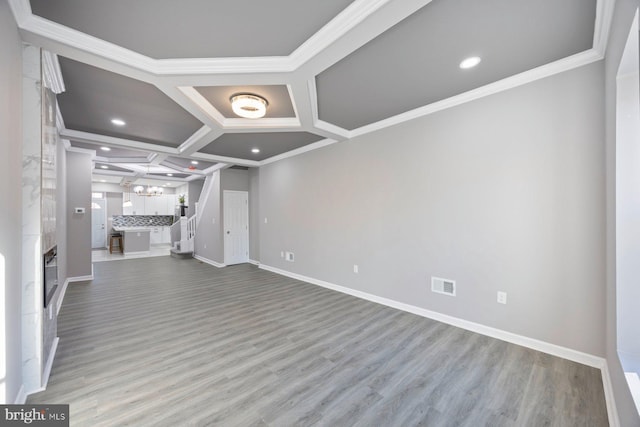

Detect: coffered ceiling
8,0,612,186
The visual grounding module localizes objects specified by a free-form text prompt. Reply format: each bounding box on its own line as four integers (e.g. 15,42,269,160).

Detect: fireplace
43,246,58,307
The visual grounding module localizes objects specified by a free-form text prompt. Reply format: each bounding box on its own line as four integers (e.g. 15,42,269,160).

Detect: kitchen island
113,227,151,254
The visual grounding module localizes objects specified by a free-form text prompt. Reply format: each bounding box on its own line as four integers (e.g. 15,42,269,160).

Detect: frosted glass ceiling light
230,94,268,119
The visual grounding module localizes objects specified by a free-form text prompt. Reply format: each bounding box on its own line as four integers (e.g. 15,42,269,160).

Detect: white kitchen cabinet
122,193,177,216
131,194,145,215
161,226,171,244
150,227,162,245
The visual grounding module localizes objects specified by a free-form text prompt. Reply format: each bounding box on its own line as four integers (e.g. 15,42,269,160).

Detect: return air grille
431,277,456,297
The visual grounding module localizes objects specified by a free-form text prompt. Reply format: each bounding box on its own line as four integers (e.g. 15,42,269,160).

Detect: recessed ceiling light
167,173,173,176
100,180,106,183
230,93,268,119
100,146,111,151
459,56,481,69
100,165,108,169
165,183,171,186
111,118,126,126
190,160,198,165
251,148,260,154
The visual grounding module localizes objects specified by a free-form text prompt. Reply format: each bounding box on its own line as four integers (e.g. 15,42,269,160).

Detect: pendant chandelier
133,166,163,197
134,184,163,197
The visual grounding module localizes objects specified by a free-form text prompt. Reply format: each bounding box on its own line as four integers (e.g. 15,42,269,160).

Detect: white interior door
223,191,249,265
91,198,107,248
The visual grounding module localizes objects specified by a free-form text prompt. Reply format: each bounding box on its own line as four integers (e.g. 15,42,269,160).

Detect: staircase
170,215,196,259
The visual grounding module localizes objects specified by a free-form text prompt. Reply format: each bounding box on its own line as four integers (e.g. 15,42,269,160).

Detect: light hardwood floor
29,257,608,426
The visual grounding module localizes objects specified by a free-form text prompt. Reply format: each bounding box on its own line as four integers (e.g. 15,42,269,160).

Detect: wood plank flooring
29,257,608,426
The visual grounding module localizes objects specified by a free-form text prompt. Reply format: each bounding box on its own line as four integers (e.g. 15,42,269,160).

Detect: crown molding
189,152,260,168
41,50,65,94
176,125,220,156
593,0,616,57
221,117,301,130
260,138,338,166
288,0,392,69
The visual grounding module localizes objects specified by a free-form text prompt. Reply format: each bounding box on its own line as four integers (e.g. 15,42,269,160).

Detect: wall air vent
431,277,456,296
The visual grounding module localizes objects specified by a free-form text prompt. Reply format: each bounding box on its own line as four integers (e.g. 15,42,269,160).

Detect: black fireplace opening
43,245,58,308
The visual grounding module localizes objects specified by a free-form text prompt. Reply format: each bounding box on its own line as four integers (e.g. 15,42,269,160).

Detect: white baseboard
41,337,59,390
259,264,605,369
248,259,260,266
67,274,93,282
55,278,70,316
601,362,621,427
194,254,226,268
14,385,27,404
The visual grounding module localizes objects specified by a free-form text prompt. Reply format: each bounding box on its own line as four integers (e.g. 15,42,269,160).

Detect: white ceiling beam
189,152,260,168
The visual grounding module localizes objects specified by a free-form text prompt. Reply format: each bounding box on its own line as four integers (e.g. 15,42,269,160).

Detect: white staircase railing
172,215,196,253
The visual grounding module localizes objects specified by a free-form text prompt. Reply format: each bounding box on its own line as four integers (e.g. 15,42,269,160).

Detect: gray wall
187,179,204,217
0,1,23,404
605,0,640,425
249,168,260,261
194,171,223,263
66,151,93,278
259,62,605,357
221,168,249,191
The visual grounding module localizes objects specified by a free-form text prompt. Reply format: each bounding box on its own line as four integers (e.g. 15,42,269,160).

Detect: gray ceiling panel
58,58,203,147
316,0,596,130
70,141,151,159
195,85,295,118
30,0,354,59
95,163,134,173
150,173,190,179
200,132,325,161
164,157,217,170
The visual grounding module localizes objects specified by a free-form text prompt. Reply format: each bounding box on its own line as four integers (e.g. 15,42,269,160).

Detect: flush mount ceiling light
100,146,111,151
230,93,268,119
459,56,481,69
111,118,126,126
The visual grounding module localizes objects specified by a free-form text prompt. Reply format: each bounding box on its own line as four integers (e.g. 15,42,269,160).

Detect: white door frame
223,190,249,265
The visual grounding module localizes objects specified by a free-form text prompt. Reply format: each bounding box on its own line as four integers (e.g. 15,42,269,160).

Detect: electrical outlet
285,252,295,262
212,218,215,224
497,291,507,304
353,264,359,273
280,251,284,258
204,243,207,249
264,217,268,224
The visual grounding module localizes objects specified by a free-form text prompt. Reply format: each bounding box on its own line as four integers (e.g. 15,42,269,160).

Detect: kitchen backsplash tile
112,215,174,227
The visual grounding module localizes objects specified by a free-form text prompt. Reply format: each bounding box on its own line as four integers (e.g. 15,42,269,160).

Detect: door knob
226,231,230,234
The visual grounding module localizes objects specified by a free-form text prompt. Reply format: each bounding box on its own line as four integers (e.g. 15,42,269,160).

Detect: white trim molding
248,259,260,266
41,50,65,94
194,254,226,269
41,337,60,390
14,386,27,404
601,362,621,427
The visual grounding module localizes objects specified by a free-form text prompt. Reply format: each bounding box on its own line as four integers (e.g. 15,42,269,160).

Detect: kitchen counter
113,227,151,254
